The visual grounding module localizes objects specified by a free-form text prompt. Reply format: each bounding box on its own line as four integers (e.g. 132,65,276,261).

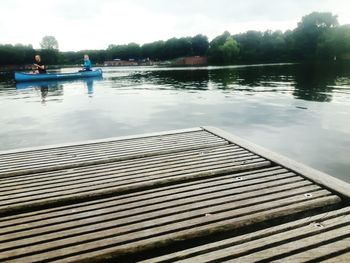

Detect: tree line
1,12,350,67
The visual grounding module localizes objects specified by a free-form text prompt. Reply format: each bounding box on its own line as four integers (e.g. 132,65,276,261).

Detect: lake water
0,63,349,182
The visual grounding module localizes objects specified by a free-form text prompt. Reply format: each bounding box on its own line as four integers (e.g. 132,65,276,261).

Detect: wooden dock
0,127,349,262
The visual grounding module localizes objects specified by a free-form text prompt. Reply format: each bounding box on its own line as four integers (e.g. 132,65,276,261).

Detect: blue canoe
15,68,103,82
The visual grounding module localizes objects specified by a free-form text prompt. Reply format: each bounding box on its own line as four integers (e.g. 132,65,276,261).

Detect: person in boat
81,54,92,71
33,55,47,74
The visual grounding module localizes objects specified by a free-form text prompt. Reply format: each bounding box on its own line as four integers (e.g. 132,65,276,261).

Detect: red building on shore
174,56,208,66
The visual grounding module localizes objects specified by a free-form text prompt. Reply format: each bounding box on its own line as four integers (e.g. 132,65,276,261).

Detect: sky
1,0,350,51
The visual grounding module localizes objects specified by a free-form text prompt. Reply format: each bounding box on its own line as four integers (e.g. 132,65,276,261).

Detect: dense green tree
333,25,350,57
220,37,240,63
163,37,192,59
140,35,208,60
210,31,231,47
234,31,263,61
208,31,232,63
316,25,350,59
259,31,287,61
191,34,209,56
0,44,35,65
39,49,59,65
40,36,59,50
141,41,165,60
107,43,141,60
208,35,240,64
292,12,338,60
59,51,81,64
2,12,350,67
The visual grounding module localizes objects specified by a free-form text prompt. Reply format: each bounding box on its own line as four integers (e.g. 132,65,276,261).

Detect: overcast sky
1,0,350,51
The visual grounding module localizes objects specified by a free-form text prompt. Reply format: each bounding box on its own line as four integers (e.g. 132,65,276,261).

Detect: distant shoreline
1,62,298,73
4,61,350,75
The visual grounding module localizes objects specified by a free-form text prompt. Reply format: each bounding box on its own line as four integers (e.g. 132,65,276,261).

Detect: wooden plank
0,137,228,178
0,145,245,187
0,141,228,178
203,126,350,199
0,156,258,202
0,133,222,164
275,238,350,263
143,206,350,263
0,176,309,238
0,148,261,190
0,157,271,215
0,156,264,208
0,166,286,226
321,251,350,263
0,166,339,261
0,127,203,155
0,145,243,188
226,219,350,262
0,144,267,204
0,138,225,172
0,150,254,194
2,181,316,245
0,160,269,216
1,194,338,262
0,129,226,170
0,157,267,210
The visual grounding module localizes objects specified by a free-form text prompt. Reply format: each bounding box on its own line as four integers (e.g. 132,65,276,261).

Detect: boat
14,68,103,82
16,76,102,90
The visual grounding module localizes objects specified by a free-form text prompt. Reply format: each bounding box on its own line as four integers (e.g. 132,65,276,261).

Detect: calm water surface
0,63,349,182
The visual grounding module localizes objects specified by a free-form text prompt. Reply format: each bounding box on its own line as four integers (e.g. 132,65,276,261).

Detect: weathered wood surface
0,167,340,262
203,126,350,199
0,144,270,215
0,129,227,178
0,127,349,263
144,206,350,263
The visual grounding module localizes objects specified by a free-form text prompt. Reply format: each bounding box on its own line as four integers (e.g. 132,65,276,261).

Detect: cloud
0,0,349,51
